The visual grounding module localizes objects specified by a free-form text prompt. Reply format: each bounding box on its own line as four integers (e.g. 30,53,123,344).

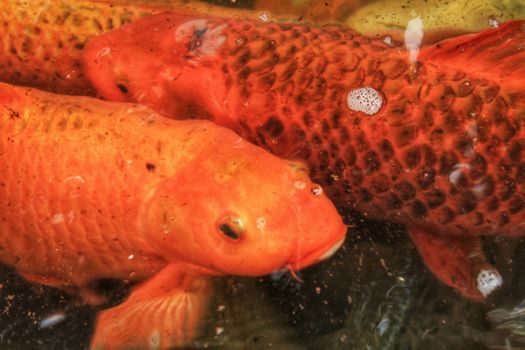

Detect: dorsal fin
420,21,525,85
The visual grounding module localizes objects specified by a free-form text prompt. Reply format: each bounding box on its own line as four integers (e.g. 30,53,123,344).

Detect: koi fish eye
216,215,244,241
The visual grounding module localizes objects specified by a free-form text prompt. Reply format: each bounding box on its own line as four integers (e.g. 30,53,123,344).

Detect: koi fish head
143,127,346,277
83,13,232,124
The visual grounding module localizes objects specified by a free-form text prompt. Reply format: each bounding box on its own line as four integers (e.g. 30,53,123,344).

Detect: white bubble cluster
346,87,383,115
488,17,499,28
477,269,502,297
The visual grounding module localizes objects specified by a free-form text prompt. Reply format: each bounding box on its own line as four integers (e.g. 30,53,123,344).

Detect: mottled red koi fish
0,82,346,349
83,14,525,301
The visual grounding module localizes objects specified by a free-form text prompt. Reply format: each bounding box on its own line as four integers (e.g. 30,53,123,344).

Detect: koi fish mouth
288,228,347,272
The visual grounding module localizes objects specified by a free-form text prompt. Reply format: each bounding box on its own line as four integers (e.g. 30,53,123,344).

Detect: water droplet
449,163,469,185
477,269,502,297
65,70,76,80
233,137,246,149
64,176,85,184
215,326,225,336
216,304,226,312
39,312,66,329
50,213,65,225
377,318,390,336
472,185,487,201
256,217,266,229
235,37,245,46
128,254,134,260
294,180,307,190
67,210,75,223
311,184,323,196
346,87,383,115
95,47,111,59
149,331,161,349
258,11,270,23
488,17,499,28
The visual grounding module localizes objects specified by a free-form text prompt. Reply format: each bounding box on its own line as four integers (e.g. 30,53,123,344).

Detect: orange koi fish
0,0,262,95
0,82,346,349
0,0,353,96
83,13,525,301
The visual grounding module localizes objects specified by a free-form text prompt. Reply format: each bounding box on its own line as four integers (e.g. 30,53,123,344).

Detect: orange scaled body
83,14,525,301
0,82,346,349
0,0,354,95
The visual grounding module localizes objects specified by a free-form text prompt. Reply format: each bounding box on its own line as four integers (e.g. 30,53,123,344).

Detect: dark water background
2,0,525,349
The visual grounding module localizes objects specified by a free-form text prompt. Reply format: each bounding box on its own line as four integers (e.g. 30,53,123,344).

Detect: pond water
1,0,525,349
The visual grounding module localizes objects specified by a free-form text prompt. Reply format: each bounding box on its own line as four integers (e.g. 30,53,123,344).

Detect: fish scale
220,20,522,236
0,92,170,288
0,81,347,349
83,15,525,300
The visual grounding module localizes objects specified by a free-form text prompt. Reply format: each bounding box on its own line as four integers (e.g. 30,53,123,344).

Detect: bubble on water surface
477,269,502,297
346,87,383,115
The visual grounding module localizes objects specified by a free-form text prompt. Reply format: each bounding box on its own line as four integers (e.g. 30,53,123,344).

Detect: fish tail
421,20,525,87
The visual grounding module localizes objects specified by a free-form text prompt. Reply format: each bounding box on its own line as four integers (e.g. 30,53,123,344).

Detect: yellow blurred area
345,0,525,43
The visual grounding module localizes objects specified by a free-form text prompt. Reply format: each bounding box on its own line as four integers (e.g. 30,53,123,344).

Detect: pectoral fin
409,228,502,301
90,264,213,350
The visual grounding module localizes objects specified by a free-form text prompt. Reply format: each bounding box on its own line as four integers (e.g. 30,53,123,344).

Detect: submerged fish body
0,0,280,95
0,82,346,349
84,13,525,300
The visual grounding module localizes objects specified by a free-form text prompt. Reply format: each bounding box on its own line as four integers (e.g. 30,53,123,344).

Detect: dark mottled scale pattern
216,18,525,237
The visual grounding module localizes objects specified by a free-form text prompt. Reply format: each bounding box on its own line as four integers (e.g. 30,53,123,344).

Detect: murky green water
2,0,525,349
